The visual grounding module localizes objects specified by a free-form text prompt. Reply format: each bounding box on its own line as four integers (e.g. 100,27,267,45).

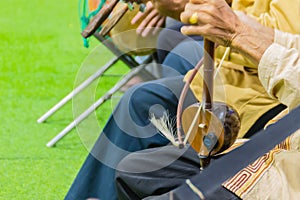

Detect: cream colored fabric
274,30,300,49
223,129,300,200
259,30,300,110
186,0,300,137
244,136,300,200
222,110,300,199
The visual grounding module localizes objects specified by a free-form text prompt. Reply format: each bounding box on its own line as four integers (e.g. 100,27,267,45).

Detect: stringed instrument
82,0,159,55
176,1,240,168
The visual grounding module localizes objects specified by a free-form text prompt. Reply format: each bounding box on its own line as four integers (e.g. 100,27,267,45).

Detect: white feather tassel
149,112,179,147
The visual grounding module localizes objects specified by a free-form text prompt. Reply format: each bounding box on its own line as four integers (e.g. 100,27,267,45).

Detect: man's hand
131,1,165,37
180,0,244,47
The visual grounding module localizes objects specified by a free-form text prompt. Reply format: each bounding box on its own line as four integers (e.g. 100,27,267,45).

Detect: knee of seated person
119,80,179,125
157,28,169,47
115,153,137,177
162,40,204,76
122,82,157,106
156,24,184,52
116,148,159,175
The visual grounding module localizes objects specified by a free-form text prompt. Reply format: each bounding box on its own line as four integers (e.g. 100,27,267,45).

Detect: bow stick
202,39,214,111
199,39,215,168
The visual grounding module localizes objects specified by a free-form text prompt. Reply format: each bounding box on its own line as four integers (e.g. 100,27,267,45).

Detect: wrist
231,24,274,65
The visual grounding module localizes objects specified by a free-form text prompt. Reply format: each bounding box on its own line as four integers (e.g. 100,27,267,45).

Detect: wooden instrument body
182,102,240,157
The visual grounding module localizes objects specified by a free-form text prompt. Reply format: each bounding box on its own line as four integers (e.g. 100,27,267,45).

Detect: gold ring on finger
189,12,198,24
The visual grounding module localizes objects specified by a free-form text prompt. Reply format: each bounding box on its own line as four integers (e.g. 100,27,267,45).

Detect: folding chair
38,0,161,147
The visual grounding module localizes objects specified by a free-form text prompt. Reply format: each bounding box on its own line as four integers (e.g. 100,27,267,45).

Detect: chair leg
46,64,149,147
37,56,119,123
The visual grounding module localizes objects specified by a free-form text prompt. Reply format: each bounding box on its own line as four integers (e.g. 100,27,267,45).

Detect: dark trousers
156,21,203,64
65,77,197,200
156,21,203,77
115,145,241,200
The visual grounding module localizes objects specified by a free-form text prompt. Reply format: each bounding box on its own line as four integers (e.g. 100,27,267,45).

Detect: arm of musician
229,14,274,66
233,12,300,61
131,1,165,37
233,13,300,109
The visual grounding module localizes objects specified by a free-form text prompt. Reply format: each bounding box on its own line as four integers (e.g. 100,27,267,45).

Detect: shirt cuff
274,29,298,49
258,43,286,96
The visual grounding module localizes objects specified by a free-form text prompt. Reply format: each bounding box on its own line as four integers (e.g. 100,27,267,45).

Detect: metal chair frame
38,32,158,147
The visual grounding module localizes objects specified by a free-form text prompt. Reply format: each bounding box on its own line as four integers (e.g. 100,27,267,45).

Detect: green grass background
0,0,128,199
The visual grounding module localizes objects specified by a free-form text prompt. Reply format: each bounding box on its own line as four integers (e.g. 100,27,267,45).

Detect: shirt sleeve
274,29,300,51
258,40,300,109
